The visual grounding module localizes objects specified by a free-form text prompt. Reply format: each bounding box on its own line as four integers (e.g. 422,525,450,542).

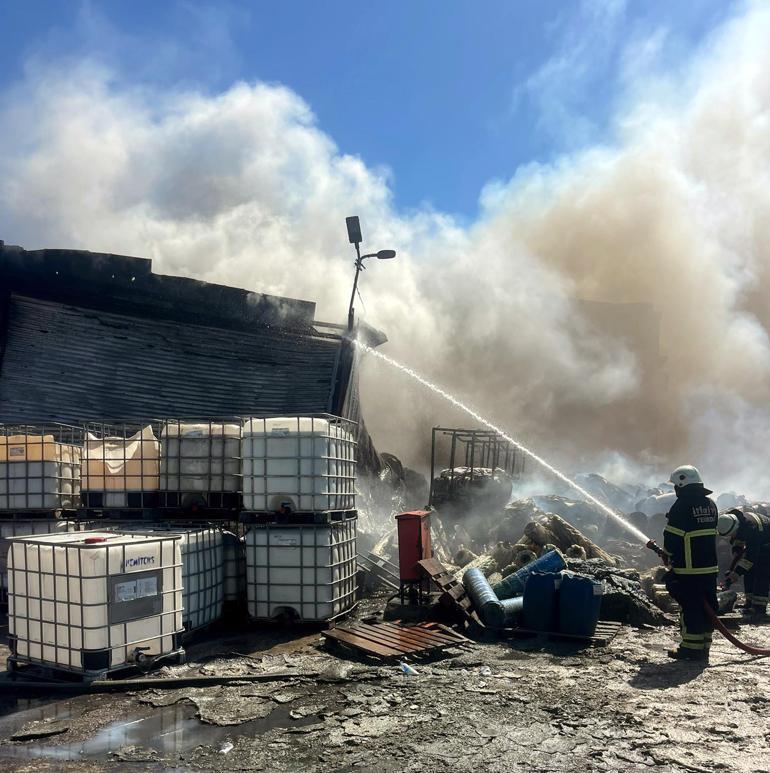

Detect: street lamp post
345,216,396,331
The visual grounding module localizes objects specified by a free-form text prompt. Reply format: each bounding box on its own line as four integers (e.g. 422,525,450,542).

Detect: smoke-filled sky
2,1,769,497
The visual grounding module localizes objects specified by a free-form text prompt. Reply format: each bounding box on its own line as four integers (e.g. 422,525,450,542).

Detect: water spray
355,341,651,545
355,340,770,656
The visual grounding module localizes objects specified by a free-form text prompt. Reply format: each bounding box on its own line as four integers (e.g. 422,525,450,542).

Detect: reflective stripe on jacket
731,510,770,575
663,485,718,575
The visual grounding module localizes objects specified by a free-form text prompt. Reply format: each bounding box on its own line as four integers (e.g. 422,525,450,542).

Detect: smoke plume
2,4,770,497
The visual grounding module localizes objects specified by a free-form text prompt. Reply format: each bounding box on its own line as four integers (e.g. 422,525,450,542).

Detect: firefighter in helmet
717,508,770,622
662,465,719,661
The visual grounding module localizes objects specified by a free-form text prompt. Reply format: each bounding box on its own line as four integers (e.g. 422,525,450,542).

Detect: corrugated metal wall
0,295,342,422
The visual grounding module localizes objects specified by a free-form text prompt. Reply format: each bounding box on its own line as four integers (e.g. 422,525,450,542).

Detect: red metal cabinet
395,510,432,581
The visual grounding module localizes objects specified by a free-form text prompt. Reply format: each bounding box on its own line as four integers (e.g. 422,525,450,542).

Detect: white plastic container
174,526,224,631
0,519,73,605
7,531,183,675
0,435,81,510
160,423,241,503
102,524,225,631
242,416,356,513
245,517,357,621
82,426,160,508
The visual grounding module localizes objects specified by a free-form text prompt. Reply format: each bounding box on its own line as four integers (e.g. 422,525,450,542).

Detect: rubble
531,495,609,534
566,559,670,627
453,546,477,568
10,720,70,741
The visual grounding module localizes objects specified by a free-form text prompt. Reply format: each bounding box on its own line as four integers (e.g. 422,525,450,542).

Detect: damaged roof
0,242,357,422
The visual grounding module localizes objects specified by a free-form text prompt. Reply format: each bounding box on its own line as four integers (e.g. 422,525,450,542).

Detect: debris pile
565,559,669,627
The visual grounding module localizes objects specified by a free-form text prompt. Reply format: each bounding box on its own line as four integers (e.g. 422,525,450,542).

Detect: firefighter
663,465,718,661
717,508,770,622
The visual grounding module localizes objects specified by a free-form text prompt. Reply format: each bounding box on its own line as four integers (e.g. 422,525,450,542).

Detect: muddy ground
0,601,768,772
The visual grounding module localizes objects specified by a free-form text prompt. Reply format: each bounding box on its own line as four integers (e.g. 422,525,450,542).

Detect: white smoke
2,4,770,497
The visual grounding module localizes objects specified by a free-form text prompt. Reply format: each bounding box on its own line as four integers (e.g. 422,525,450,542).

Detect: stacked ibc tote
242,416,359,623
0,425,84,608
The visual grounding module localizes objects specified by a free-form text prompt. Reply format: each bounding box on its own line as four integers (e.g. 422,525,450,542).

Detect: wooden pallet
357,552,400,590
417,557,485,629
502,620,622,647
322,620,470,661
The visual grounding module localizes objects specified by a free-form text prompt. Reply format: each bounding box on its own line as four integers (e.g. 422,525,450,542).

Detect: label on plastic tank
121,555,156,571
114,575,158,602
270,427,291,436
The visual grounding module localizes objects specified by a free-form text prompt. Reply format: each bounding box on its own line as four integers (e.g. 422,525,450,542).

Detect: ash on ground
0,470,767,771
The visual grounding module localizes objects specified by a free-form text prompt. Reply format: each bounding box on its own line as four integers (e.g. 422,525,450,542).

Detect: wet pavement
0,608,768,771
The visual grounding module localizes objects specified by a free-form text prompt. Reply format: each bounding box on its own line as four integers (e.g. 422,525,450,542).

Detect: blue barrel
522,572,560,631
501,596,524,626
463,568,505,628
492,549,567,600
558,573,603,637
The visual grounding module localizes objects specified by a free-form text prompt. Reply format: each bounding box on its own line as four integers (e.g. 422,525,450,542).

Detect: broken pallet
357,552,400,590
417,557,485,630
322,620,470,661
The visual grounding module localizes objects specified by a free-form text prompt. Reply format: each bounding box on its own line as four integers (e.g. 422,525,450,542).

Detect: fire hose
646,540,770,657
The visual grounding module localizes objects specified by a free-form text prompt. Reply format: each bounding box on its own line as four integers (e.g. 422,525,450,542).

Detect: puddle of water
0,697,46,720
0,699,320,761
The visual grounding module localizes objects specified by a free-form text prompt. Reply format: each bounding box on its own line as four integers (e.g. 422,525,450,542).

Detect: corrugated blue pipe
492,548,567,600
463,567,505,628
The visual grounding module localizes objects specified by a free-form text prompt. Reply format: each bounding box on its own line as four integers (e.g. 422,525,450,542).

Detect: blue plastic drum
522,572,560,631
558,573,603,637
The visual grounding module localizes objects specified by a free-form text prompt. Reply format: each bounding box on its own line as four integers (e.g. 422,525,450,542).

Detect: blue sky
0,0,730,218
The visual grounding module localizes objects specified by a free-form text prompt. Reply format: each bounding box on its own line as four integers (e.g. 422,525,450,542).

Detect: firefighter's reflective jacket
663,485,718,575
730,510,770,576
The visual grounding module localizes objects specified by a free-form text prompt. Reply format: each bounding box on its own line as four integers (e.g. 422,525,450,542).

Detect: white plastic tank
7,531,183,675
101,523,225,631
245,516,357,621
0,435,81,510
242,416,356,513
0,519,73,605
82,426,160,508
160,422,241,506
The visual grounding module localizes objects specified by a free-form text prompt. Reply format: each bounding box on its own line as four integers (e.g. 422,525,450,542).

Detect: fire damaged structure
429,427,526,510
0,241,384,680
0,242,371,425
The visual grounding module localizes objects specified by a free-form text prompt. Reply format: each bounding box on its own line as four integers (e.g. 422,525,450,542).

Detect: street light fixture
346,216,396,330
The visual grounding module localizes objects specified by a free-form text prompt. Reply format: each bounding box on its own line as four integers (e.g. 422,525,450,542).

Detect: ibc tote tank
245,516,357,622
241,416,356,513
82,425,160,508
0,434,81,511
160,422,241,508
99,523,225,632
7,531,183,676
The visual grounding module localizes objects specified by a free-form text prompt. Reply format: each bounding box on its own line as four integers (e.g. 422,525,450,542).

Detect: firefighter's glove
724,571,739,587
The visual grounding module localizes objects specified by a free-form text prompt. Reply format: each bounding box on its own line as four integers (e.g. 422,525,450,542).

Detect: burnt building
0,242,378,441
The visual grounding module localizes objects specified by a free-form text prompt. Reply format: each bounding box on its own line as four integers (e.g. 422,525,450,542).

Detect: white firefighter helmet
717,511,740,537
669,465,703,489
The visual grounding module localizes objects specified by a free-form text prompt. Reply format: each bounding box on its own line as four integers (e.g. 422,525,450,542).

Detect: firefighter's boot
667,647,708,662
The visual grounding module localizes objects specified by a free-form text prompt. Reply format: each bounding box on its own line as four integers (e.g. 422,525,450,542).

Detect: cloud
2,3,770,497
513,0,628,147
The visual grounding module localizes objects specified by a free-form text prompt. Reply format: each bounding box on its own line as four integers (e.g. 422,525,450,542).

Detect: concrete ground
0,606,768,772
